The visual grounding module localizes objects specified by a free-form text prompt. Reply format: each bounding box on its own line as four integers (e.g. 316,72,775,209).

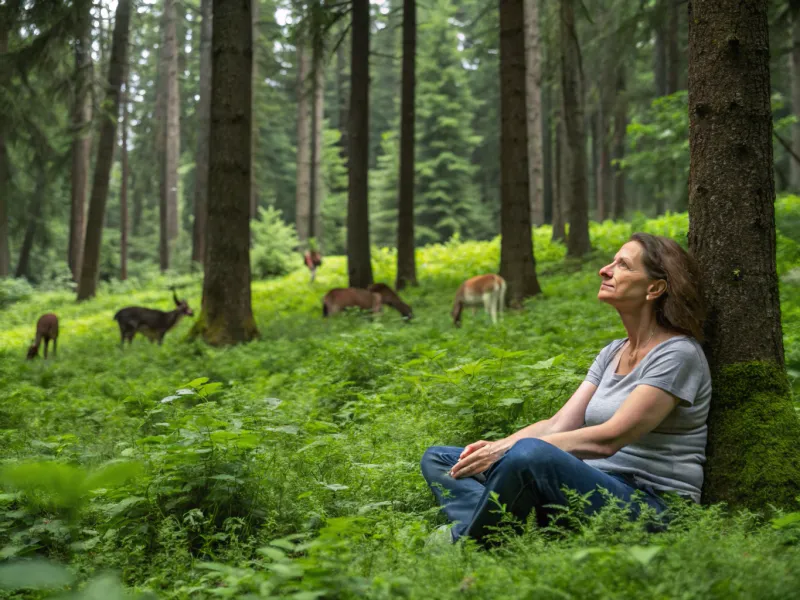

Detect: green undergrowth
0,208,798,599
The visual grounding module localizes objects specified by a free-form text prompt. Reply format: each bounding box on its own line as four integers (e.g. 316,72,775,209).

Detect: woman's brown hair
629,233,706,341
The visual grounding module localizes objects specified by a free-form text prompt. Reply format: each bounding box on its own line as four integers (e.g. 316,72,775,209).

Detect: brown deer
367,283,413,320
451,274,507,327
113,290,194,347
322,288,383,317
304,250,322,283
26,313,59,359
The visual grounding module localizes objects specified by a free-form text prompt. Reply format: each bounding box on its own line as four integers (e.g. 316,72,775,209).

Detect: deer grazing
26,313,59,359
367,283,413,320
322,288,383,317
451,274,507,327
113,290,194,347
322,283,414,320
304,250,322,283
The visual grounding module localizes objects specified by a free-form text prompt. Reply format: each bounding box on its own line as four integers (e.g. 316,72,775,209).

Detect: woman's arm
451,381,598,477
539,384,679,459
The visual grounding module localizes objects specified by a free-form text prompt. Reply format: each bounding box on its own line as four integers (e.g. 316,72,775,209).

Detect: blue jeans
420,438,668,545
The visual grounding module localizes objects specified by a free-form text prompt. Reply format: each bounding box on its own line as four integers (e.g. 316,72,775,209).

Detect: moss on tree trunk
702,362,800,509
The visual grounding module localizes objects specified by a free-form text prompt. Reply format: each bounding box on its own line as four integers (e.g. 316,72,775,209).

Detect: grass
0,212,798,599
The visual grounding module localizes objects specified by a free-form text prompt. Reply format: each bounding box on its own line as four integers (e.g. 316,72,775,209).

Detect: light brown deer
451,274,507,327
27,313,59,359
322,288,383,317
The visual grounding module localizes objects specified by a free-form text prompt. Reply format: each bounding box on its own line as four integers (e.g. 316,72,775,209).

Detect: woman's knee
420,446,461,482
499,438,564,474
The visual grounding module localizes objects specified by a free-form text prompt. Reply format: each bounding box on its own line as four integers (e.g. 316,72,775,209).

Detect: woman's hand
450,439,512,479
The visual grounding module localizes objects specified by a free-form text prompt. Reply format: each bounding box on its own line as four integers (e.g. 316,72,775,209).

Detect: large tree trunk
395,0,416,291
69,1,93,282
157,0,180,271
524,0,544,226
542,79,553,224
499,0,541,306
120,70,129,281
347,0,374,288
336,25,349,162
653,0,667,97
596,59,614,223
0,22,9,278
165,0,180,240
310,33,325,242
687,0,800,510
612,64,627,221
791,1,800,190
250,0,259,219
295,41,311,244
666,0,680,94
551,105,565,242
560,0,590,257
16,165,46,279
76,0,131,301
192,0,212,264
191,0,259,345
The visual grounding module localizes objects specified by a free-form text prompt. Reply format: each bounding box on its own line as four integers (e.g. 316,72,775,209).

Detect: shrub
251,206,300,280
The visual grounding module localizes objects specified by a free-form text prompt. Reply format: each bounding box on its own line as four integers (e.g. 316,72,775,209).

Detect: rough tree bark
16,164,47,279
192,0,212,264
120,69,129,281
612,63,627,221
77,0,130,300
336,24,349,162
551,105,565,242
543,79,553,224
395,0,417,291
653,0,667,97
596,57,615,222
687,0,800,509
295,40,311,244
157,0,180,271
250,0,259,219
524,0,544,226
560,0,590,256
347,0,374,288
190,0,259,345
499,0,541,306
165,0,180,240
791,1,800,189
69,0,93,282
0,21,9,278
310,30,325,242
666,0,680,94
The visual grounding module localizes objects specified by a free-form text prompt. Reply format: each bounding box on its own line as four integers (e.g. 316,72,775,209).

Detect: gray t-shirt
583,336,712,503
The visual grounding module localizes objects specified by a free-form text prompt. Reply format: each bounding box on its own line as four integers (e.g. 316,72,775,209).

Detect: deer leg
310,267,316,283
483,293,496,325
52,338,57,357
43,339,49,359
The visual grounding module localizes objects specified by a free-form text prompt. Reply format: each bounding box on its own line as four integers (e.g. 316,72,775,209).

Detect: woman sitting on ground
421,233,711,546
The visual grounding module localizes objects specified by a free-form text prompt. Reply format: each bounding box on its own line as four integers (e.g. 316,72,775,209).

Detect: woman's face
598,241,663,308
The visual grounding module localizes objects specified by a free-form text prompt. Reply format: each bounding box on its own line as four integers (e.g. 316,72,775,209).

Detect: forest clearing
1,210,799,598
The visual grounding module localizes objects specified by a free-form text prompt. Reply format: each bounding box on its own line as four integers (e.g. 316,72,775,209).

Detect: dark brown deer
114,290,194,347
26,313,59,359
367,283,413,320
322,288,383,317
304,250,322,283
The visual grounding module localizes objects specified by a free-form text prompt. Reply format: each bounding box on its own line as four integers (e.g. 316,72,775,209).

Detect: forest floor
0,209,799,599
